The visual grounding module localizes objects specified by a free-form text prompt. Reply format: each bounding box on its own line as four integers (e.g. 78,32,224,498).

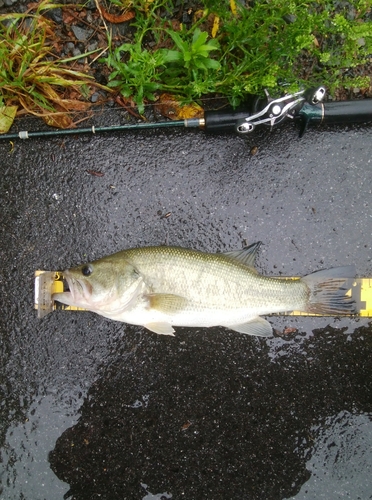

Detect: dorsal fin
223,241,262,269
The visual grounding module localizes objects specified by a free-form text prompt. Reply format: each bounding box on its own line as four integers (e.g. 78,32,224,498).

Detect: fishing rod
1,86,372,141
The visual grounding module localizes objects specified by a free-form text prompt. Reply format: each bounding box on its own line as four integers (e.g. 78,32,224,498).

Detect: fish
53,243,356,337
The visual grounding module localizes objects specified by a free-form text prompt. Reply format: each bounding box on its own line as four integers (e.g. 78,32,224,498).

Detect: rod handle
203,107,254,133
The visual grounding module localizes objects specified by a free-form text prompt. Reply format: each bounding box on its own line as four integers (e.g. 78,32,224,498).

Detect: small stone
65,42,75,54
87,41,98,52
283,14,297,24
85,0,97,10
71,25,93,41
44,7,63,24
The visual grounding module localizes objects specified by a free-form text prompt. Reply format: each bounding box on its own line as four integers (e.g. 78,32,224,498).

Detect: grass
1,0,372,128
0,1,104,130
102,0,372,112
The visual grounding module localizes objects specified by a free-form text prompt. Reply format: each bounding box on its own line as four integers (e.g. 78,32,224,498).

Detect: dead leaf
155,93,204,120
181,420,192,430
115,95,143,118
283,327,298,335
193,12,220,37
230,0,238,16
211,15,220,38
99,5,135,24
54,99,91,111
0,105,18,134
42,113,74,129
62,8,76,25
26,2,40,11
86,169,104,177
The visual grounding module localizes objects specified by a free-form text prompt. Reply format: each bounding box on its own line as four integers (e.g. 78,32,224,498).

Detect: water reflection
291,411,372,499
0,394,75,499
49,324,372,499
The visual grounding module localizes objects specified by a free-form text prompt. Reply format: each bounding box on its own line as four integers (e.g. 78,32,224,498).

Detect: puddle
0,394,76,499
1,115,371,498
290,411,372,499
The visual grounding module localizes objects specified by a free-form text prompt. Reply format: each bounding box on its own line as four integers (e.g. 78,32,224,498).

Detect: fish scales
120,246,309,314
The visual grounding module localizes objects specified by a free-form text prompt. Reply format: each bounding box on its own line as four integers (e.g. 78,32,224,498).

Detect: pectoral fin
146,293,189,314
145,322,175,336
227,316,273,337
144,294,187,336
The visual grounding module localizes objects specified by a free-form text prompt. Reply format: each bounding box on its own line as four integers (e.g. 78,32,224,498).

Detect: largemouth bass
53,243,355,337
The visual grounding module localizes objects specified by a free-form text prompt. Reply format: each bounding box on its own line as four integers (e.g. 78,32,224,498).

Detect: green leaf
107,80,125,88
163,50,183,63
192,29,208,50
168,31,187,52
201,58,221,70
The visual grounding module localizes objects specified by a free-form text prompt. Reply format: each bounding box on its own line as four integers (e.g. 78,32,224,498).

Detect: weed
104,0,372,110
2,0,371,125
0,0,103,128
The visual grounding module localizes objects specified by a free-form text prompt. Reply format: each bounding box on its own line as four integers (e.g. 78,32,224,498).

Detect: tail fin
302,265,356,315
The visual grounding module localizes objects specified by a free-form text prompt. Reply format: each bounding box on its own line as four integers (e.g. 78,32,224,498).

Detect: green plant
105,40,169,113
104,0,372,111
211,0,372,102
161,27,220,99
103,0,221,111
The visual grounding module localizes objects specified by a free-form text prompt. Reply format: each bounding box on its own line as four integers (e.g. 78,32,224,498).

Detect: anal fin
227,316,273,337
145,322,175,336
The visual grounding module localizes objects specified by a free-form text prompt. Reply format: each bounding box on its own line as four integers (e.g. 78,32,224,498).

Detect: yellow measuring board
34,270,372,319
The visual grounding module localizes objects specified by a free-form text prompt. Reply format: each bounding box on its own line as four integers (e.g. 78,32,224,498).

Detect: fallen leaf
42,113,74,129
55,99,91,111
230,0,238,16
99,5,135,24
192,12,220,38
26,2,40,10
0,105,18,134
115,95,143,119
283,327,298,335
62,8,76,24
181,420,192,430
211,15,220,38
86,169,104,177
155,93,204,120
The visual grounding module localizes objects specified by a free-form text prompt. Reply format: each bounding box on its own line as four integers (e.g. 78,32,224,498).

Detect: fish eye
82,264,93,276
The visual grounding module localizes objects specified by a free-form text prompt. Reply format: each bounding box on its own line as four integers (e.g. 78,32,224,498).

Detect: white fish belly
112,298,297,329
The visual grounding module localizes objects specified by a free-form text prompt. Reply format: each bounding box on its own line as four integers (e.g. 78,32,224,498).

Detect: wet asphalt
0,108,372,500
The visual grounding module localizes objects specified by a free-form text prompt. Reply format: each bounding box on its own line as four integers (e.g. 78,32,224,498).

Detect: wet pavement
0,110,372,499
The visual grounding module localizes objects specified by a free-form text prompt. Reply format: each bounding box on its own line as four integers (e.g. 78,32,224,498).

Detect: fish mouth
63,271,92,304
